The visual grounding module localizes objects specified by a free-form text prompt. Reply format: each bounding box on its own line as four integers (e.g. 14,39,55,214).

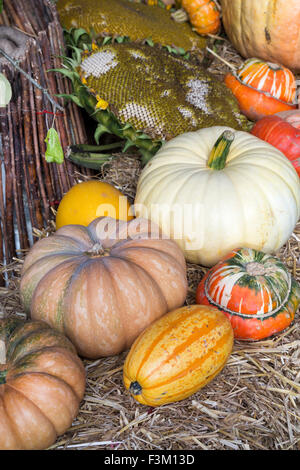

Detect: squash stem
207,130,235,170
129,381,142,396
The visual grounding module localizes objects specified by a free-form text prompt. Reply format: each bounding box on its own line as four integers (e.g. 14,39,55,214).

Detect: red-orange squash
251,111,300,176
123,304,233,406
224,59,297,121
0,317,86,450
196,248,300,341
20,217,188,359
181,0,220,35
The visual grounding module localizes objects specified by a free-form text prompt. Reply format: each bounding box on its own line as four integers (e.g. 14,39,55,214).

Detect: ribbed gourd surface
78,43,248,140
57,0,206,54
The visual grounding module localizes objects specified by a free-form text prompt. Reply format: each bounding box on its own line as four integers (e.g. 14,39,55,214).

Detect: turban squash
0,318,85,450
224,58,297,121
20,217,188,359
196,248,300,341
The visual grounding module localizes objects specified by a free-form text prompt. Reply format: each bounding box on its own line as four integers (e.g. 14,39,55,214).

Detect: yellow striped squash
123,304,233,406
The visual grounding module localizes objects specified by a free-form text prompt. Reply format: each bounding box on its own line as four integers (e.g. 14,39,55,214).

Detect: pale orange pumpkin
220,0,300,72
123,304,233,406
20,217,188,359
0,317,85,450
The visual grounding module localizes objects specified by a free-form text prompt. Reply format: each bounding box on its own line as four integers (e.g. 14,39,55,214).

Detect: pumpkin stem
129,381,142,396
207,130,235,170
87,243,110,257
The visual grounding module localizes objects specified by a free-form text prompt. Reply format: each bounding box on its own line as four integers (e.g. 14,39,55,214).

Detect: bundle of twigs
0,0,93,285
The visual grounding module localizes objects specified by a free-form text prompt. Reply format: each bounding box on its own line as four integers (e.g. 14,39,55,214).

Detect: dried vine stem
0,0,92,274
0,46,64,112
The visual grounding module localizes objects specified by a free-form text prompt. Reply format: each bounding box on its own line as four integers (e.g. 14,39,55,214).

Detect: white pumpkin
134,126,300,266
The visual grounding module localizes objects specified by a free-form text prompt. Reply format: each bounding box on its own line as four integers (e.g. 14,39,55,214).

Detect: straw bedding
0,4,299,451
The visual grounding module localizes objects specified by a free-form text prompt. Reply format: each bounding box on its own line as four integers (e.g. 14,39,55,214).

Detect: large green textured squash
57,0,206,55
59,41,249,162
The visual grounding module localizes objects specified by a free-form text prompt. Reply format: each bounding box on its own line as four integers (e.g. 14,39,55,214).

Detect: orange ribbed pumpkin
220,0,300,72
224,58,297,121
0,318,85,450
181,0,221,35
196,248,300,341
20,217,187,359
123,305,233,406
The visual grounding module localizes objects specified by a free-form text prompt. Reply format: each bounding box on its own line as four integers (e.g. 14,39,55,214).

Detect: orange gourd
181,0,220,35
0,318,85,450
20,217,188,359
56,180,133,229
196,248,300,341
224,58,297,121
123,304,233,406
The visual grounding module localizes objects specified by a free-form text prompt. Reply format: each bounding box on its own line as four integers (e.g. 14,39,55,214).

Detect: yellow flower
92,42,98,51
81,76,87,85
95,95,109,110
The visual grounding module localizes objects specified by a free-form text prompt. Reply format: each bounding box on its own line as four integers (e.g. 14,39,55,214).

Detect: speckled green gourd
57,0,206,55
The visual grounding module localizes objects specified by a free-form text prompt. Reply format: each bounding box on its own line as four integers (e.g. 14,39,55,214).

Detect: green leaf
177,47,186,55
56,93,84,108
45,128,64,164
49,67,79,82
0,73,12,107
123,139,135,152
102,36,112,45
145,38,154,47
0,1,3,15
94,124,111,144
